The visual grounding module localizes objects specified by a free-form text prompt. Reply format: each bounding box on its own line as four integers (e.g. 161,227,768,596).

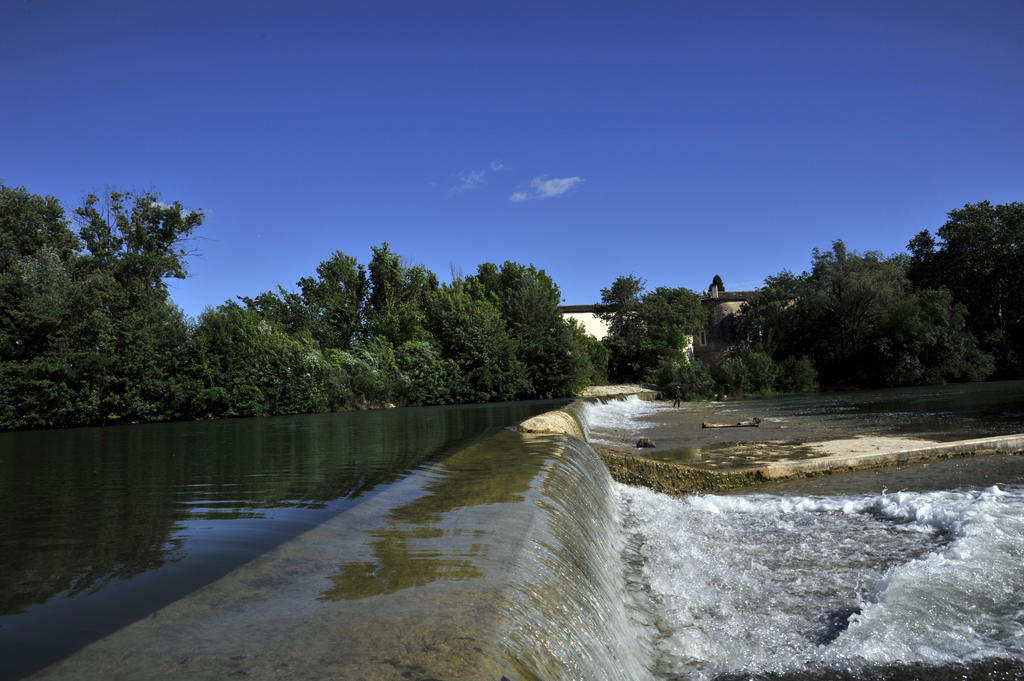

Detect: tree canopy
908,201,1024,376
596,275,706,383
2,185,1016,429
1,185,602,429
737,238,994,390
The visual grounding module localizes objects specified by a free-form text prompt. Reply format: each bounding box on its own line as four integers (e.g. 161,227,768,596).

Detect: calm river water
0,401,561,680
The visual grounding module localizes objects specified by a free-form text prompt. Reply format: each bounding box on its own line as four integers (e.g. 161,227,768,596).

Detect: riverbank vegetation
2,183,1020,429
0,185,605,430
596,201,1022,398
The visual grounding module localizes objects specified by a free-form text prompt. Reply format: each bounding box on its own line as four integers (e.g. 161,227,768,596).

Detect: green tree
806,240,907,372
775,355,819,392
298,250,368,351
719,348,779,395
650,353,714,400
71,191,203,422
188,303,327,417
743,237,994,389
74,191,201,288
639,286,705,363
908,201,1024,376
0,186,79,272
878,288,993,386
366,243,437,346
736,270,805,358
596,276,706,383
1,187,204,428
395,340,457,406
595,275,646,381
566,318,609,387
423,286,529,403
238,286,313,340
466,261,590,397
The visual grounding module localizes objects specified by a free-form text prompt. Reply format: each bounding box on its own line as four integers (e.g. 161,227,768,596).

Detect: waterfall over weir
31,428,653,681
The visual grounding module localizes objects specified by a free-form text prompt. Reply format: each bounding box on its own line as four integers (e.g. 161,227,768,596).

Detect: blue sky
3,0,1023,319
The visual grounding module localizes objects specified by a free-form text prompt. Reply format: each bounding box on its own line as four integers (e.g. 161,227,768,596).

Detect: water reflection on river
0,401,560,680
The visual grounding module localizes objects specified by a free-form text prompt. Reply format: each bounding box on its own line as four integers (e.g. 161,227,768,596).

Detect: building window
699,330,707,346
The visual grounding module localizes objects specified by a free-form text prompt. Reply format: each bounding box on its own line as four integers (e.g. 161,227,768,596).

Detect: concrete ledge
753,434,1024,480
578,384,659,399
599,434,1024,495
519,410,585,438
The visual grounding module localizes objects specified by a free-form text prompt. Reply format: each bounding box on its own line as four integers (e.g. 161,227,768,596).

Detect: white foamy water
577,396,669,446
617,482,1024,679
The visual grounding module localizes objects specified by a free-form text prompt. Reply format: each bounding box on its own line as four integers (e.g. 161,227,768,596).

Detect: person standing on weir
673,385,682,408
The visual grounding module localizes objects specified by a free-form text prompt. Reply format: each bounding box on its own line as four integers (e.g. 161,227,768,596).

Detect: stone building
559,282,759,372
691,284,759,372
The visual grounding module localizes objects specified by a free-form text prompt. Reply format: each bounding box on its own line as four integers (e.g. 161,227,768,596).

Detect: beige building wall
563,311,610,340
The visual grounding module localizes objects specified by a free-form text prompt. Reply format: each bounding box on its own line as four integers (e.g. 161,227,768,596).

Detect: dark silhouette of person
673,385,682,407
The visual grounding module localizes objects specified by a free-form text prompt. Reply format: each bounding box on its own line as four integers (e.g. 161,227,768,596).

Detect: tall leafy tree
744,239,994,388
736,270,805,358
639,286,706,363
423,286,529,403
187,302,327,417
466,261,590,397
70,191,204,422
297,250,368,351
908,201,1024,376
238,286,312,339
74,191,201,289
596,276,706,383
0,186,78,272
2,187,204,427
595,275,646,381
0,189,82,428
366,243,437,346
805,240,907,374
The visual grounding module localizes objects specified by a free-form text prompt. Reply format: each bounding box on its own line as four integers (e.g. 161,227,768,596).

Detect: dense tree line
0,185,604,430
594,201,1021,398
4,184,1018,429
723,201,1021,394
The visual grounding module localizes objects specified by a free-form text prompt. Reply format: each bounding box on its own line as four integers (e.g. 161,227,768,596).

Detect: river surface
0,401,562,680
2,383,1023,680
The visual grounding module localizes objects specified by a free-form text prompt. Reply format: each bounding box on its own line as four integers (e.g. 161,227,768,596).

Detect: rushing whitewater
575,392,1024,680
618,483,1024,679
576,394,673,445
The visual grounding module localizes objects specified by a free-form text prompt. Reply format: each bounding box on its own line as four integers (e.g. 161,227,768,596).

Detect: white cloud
450,169,487,194
449,160,505,195
509,176,584,202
